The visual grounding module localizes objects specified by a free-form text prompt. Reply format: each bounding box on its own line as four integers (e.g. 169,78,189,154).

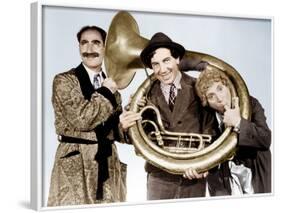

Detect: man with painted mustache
48,25,127,206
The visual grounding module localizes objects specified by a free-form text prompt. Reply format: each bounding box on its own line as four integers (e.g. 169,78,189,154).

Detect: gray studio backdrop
42,5,272,205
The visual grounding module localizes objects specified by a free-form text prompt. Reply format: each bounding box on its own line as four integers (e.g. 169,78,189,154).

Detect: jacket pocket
60,150,83,177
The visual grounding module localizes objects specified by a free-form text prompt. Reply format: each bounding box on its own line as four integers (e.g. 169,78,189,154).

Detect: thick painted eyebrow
80,39,88,43
80,39,102,44
92,39,102,44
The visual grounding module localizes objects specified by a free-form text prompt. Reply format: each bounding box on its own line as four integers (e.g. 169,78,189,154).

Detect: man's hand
223,97,241,127
119,110,142,131
102,78,118,93
183,168,208,180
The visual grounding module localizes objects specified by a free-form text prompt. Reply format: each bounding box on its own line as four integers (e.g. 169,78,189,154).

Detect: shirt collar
82,63,103,85
160,71,182,90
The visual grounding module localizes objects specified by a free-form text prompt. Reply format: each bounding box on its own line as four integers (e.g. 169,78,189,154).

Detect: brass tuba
105,11,251,174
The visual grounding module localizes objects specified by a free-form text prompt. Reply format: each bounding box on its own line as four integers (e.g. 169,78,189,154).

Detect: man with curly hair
195,67,271,195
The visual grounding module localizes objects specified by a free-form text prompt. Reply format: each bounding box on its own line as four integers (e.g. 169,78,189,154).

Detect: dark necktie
93,74,101,89
219,121,225,133
169,83,176,111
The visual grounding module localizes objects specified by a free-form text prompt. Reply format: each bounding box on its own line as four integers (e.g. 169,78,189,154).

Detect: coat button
177,121,182,125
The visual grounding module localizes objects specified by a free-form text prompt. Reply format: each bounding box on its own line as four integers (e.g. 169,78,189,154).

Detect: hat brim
140,42,185,68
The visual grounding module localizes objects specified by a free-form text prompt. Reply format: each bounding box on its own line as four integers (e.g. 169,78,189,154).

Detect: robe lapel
75,63,95,101
101,71,107,79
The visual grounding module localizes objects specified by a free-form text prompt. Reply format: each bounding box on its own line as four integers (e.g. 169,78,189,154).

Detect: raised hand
223,96,241,127
119,110,142,131
102,78,118,93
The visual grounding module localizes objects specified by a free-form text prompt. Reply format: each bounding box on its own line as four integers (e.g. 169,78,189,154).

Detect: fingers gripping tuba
105,11,251,174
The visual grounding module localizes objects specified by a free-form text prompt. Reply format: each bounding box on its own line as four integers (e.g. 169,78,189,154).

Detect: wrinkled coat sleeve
239,96,271,150
52,72,113,132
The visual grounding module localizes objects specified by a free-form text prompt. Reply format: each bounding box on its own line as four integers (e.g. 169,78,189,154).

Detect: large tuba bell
105,11,251,174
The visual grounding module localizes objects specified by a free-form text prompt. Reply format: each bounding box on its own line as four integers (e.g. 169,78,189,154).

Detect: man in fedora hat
120,32,213,200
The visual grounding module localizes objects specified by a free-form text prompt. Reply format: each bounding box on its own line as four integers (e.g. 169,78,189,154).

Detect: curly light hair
195,67,230,106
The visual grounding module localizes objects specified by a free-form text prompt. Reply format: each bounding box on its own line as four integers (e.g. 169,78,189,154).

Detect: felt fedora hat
140,32,185,68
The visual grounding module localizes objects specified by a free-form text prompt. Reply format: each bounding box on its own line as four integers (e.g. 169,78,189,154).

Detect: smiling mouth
160,70,172,78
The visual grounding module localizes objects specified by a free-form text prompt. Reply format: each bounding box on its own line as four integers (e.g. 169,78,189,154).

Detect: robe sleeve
52,73,114,131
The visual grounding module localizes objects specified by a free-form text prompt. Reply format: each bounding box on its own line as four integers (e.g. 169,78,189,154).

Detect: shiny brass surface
105,11,251,174
105,11,148,89
140,106,212,153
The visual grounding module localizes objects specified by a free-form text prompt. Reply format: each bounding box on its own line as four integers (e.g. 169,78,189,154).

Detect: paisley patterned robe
47,64,127,206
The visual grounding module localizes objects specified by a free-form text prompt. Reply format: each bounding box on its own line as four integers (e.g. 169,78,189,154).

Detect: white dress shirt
215,112,254,195
82,63,104,86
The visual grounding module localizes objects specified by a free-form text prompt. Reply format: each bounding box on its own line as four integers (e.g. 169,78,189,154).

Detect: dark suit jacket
235,96,271,193
208,96,271,195
144,72,214,173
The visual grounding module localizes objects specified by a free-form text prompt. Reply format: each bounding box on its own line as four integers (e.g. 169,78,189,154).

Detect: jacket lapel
151,73,196,121
172,73,195,119
153,82,173,122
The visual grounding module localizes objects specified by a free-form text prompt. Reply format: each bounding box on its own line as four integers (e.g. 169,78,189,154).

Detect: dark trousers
207,163,231,196
147,171,206,200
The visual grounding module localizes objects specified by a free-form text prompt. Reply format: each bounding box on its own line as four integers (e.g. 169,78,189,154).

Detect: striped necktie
93,74,101,89
169,83,176,111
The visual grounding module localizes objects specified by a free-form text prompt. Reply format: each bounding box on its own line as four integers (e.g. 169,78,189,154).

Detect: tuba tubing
128,63,250,174
105,11,251,174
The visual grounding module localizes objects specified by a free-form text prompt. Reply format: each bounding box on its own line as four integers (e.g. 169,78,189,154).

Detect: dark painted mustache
82,52,100,58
